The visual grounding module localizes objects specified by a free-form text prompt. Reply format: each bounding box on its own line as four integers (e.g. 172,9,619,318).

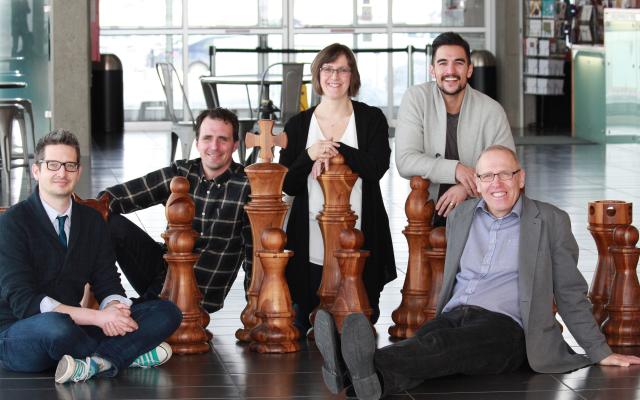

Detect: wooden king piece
236,120,291,342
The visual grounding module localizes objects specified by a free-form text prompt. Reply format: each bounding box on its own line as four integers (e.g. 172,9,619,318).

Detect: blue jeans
374,306,527,396
0,300,182,376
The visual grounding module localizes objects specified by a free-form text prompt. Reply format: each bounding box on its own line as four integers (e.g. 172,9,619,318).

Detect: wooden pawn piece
389,177,434,339
331,228,372,333
587,200,632,326
309,153,358,337
160,176,210,354
249,228,299,353
422,227,447,322
603,225,640,347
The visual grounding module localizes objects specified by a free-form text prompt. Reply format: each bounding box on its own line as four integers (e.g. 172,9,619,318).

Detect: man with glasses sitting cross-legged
0,129,182,384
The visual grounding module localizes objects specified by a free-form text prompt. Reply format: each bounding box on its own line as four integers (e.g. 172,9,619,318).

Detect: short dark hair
34,129,81,163
431,32,471,65
311,43,361,97
194,108,239,142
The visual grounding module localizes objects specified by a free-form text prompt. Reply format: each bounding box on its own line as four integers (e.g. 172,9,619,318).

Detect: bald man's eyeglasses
476,169,520,183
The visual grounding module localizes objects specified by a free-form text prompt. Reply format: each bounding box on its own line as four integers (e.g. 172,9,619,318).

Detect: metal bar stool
0,103,32,191
0,98,35,158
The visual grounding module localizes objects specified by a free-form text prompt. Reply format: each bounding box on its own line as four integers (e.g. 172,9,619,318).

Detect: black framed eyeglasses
320,66,352,76
37,160,80,172
476,169,521,183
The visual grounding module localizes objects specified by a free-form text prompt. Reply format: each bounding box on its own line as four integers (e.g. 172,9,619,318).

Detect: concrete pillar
50,1,91,156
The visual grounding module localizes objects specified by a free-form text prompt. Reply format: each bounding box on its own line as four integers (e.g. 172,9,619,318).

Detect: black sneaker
341,313,381,400
314,310,346,394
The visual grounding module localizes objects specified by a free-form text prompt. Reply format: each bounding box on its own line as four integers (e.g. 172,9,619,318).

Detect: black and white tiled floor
1,131,640,399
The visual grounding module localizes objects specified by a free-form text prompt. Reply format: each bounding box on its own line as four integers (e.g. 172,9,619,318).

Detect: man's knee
39,313,82,343
107,213,134,241
133,299,183,335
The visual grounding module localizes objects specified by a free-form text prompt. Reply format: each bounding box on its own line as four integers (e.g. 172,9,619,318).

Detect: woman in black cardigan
278,43,396,334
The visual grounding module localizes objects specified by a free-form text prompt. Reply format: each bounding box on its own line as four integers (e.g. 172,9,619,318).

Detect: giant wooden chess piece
72,193,111,310
250,228,299,353
309,154,358,337
161,176,210,354
422,227,447,321
236,119,289,342
331,228,372,333
587,200,632,326
602,225,640,348
389,177,434,339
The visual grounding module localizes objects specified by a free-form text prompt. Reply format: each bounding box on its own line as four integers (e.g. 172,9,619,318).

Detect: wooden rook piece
331,228,372,332
422,227,447,322
587,200,632,326
236,119,289,342
389,177,434,339
602,225,640,347
160,176,210,354
309,154,358,337
250,228,299,353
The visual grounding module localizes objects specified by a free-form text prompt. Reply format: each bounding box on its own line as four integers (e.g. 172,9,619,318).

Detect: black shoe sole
341,313,381,400
314,310,345,394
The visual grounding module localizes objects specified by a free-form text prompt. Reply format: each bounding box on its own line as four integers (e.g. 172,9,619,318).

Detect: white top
306,113,362,265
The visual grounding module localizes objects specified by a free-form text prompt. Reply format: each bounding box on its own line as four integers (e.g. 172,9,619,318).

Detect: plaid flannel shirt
103,159,252,313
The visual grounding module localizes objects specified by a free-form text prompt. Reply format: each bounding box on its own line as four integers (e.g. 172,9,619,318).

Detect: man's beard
437,75,467,96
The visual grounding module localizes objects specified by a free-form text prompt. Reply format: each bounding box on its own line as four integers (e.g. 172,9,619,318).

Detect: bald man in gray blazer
314,145,640,400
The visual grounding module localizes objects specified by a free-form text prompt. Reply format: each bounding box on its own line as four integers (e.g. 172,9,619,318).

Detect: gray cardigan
395,82,515,201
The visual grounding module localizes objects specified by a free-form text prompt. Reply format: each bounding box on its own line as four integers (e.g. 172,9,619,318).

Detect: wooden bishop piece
330,228,372,332
250,228,299,353
236,119,291,343
422,227,447,322
161,176,210,354
602,224,640,348
389,177,434,339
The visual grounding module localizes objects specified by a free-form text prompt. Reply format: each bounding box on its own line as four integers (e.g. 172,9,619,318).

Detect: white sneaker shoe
129,342,173,368
55,356,98,383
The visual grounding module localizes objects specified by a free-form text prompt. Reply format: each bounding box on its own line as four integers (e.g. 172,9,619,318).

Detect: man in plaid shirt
100,108,252,313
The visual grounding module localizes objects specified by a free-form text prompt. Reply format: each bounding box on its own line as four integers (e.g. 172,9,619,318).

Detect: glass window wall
99,0,492,122
100,0,182,28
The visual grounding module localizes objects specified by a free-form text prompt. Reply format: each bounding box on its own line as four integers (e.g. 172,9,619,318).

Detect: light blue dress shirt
443,196,523,326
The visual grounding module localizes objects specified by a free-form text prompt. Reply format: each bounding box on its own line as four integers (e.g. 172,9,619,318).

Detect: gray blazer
436,195,612,373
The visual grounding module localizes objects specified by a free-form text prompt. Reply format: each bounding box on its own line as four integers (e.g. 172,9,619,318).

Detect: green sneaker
55,355,98,383
129,342,172,368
